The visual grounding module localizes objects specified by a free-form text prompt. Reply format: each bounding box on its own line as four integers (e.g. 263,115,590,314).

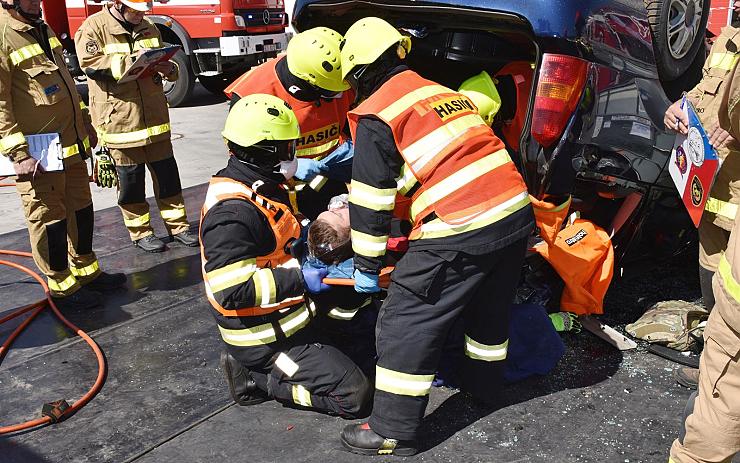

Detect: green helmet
340,17,412,80
458,71,501,125
287,27,350,93
222,94,300,148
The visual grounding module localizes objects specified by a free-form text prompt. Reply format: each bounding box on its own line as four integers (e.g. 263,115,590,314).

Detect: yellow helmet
340,17,412,80
287,27,350,93
458,71,501,125
222,94,300,148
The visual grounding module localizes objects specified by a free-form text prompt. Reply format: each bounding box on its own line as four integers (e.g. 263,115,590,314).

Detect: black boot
220,351,270,406
133,234,166,253
51,287,102,311
86,271,127,292
167,230,199,247
674,367,699,390
340,423,418,456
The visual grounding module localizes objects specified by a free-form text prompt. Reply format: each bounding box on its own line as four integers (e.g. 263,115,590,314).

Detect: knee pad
45,219,68,271
116,164,146,205
150,157,182,199
75,204,94,255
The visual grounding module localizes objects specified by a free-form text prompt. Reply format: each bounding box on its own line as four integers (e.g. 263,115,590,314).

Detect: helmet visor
253,139,296,161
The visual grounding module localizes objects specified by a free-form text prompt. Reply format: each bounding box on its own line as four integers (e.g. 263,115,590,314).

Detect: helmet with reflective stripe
222,94,300,148
458,71,502,125
120,0,153,12
287,27,350,93
340,17,412,80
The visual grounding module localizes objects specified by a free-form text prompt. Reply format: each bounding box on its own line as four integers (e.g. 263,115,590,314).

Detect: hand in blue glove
302,267,331,293
354,269,380,293
294,158,325,181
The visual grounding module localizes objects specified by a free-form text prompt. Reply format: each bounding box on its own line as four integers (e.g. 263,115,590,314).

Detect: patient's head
307,206,352,265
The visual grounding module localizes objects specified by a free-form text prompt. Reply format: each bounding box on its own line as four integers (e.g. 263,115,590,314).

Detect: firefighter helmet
287,27,350,93
222,94,300,149
340,17,411,79
458,71,502,125
120,0,153,12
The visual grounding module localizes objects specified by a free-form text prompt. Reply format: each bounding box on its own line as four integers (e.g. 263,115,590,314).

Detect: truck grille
235,9,286,27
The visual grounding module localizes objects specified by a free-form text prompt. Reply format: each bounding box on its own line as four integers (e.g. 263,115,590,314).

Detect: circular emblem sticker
687,126,705,167
675,145,688,174
691,175,704,206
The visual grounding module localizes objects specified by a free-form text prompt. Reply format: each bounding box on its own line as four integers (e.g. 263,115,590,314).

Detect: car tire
164,45,195,107
646,0,709,81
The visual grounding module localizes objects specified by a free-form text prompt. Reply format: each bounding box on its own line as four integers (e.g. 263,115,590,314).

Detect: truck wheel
164,46,195,107
646,0,709,81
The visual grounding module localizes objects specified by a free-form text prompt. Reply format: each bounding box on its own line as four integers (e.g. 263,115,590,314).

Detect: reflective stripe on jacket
199,177,303,318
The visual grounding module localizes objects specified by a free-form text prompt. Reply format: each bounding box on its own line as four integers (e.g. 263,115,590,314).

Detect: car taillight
531,54,588,148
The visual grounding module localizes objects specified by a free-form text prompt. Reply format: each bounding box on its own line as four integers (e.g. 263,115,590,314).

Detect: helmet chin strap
2,0,42,24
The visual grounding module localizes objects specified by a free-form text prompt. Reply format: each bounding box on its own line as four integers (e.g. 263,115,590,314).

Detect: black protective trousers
368,237,528,441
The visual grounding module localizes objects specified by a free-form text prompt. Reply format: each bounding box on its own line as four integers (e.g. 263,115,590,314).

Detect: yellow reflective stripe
10,43,44,65
103,43,131,54
205,258,258,294
327,298,372,320
308,174,328,191
349,180,397,211
464,335,508,361
47,274,78,293
350,230,388,257
49,37,62,49
0,132,26,153
708,52,739,71
375,366,434,397
415,192,530,240
253,268,277,306
719,253,740,304
62,137,91,158
217,304,312,346
403,114,487,171
160,206,186,221
111,54,126,80
124,212,151,228
410,150,513,221
296,139,339,158
134,38,162,49
378,85,450,121
70,260,100,277
79,100,87,111
396,163,418,195
103,123,171,145
292,384,313,407
704,197,738,221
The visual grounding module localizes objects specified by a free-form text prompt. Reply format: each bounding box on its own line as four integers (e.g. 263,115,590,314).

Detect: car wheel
646,0,709,81
163,45,195,107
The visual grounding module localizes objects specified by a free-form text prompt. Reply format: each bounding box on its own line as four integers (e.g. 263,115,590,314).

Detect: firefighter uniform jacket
687,26,740,231
346,68,533,273
74,6,177,150
0,9,91,164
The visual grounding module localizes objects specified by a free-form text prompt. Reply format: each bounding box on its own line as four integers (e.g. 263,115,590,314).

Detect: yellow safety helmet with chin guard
287,27,350,93
458,71,502,125
340,17,412,80
222,94,300,148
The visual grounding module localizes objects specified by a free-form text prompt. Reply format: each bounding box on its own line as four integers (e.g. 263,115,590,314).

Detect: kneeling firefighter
199,94,371,417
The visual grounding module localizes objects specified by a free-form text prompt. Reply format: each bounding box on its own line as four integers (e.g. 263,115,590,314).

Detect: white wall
285,0,296,32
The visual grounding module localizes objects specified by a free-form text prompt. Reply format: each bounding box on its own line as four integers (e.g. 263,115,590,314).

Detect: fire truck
42,0,292,106
707,0,735,36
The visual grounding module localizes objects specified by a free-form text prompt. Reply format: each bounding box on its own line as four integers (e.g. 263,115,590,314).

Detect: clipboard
118,45,181,83
0,133,64,176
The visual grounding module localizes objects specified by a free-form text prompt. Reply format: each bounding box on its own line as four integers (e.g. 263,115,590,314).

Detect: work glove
302,267,331,294
549,312,581,333
353,269,380,294
294,158,325,182
93,148,117,188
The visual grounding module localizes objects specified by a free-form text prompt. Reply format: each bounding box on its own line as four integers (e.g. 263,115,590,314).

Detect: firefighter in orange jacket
337,17,535,456
200,93,370,417
224,27,354,220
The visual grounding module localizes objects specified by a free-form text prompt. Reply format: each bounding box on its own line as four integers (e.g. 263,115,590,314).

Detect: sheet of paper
0,133,63,176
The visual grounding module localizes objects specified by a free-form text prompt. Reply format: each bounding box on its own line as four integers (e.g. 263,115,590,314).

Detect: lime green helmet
340,17,412,80
222,94,300,148
287,27,350,93
458,71,501,125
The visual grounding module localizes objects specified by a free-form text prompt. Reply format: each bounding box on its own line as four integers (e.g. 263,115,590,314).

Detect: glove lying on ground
354,269,380,294
549,312,581,333
93,150,117,188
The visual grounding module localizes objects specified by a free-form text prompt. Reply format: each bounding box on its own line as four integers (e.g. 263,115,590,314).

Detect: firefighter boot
167,229,199,247
133,235,167,253
51,287,102,311
86,272,127,292
340,423,418,456
219,351,270,406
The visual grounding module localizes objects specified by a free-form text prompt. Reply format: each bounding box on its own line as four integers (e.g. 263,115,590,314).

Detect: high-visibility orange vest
199,177,303,318
347,70,529,238
224,58,353,160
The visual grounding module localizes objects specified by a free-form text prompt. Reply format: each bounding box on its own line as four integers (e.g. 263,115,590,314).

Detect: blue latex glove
317,141,354,183
302,267,331,293
354,269,380,293
294,158,325,181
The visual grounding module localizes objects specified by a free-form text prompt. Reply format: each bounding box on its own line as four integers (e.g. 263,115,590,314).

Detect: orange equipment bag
531,196,615,316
